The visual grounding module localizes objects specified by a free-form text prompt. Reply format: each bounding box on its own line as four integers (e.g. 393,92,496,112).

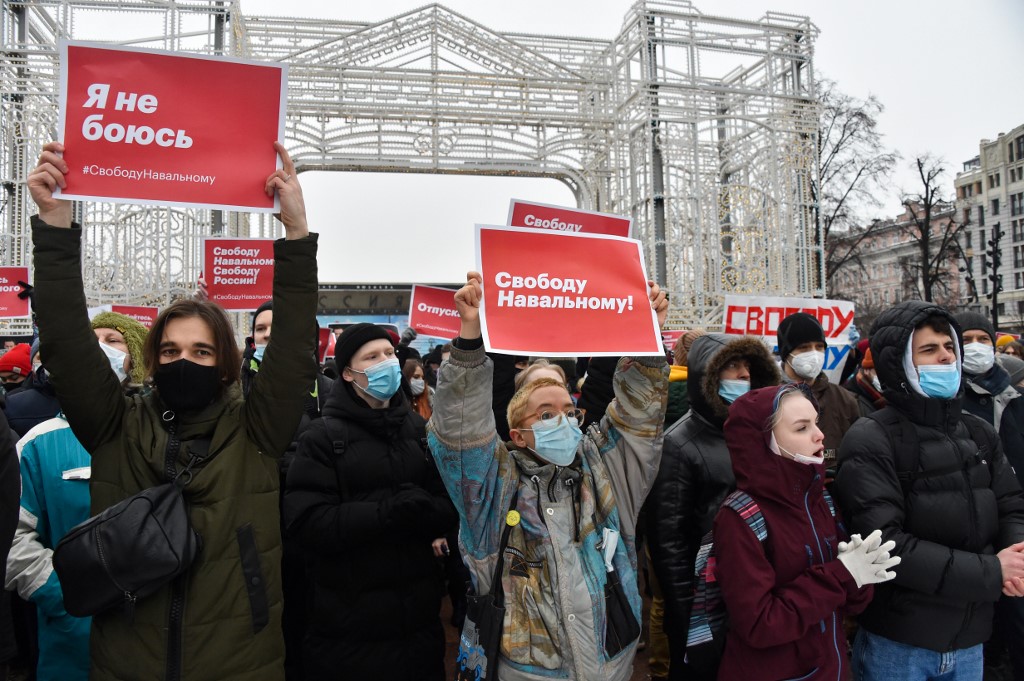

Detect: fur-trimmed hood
687,333,782,427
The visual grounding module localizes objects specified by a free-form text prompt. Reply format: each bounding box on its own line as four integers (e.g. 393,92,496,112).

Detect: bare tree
815,80,900,288
898,156,963,303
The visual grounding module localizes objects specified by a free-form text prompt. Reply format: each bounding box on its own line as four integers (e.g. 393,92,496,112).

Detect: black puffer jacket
284,380,457,681
3,367,60,437
962,363,1024,488
646,334,780,679
835,300,1024,652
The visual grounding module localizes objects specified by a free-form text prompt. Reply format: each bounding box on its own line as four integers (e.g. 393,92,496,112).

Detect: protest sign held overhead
507,199,632,238
203,238,275,311
408,285,460,340
0,268,30,319
56,40,287,212
476,226,661,357
723,294,857,380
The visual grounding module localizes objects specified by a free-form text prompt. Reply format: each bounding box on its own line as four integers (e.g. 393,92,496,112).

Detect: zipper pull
124,591,136,623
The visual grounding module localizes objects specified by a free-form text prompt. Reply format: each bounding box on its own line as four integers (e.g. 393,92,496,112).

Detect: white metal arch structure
0,0,820,333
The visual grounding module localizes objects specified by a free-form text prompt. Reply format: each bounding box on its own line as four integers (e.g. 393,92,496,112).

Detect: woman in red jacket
714,384,899,681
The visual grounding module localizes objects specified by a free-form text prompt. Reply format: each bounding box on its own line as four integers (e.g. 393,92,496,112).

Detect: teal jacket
6,417,91,681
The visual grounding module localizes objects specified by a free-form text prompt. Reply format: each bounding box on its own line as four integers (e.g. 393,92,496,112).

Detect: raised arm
242,143,319,457
28,142,125,451
594,281,670,534
426,271,515,562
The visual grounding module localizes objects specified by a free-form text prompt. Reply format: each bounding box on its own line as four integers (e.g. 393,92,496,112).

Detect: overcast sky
239,0,1024,285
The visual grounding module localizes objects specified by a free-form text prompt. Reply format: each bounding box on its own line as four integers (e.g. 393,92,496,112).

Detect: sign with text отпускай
408,285,460,340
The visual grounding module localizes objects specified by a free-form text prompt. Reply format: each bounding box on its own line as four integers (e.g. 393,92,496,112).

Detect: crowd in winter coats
0,139,1023,681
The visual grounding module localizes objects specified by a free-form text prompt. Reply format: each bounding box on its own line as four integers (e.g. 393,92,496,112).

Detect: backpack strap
961,412,1000,472
489,488,521,607
866,407,921,495
320,416,351,501
721,490,767,543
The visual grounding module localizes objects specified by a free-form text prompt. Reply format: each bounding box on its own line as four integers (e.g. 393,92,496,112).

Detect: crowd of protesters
0,141,1018,681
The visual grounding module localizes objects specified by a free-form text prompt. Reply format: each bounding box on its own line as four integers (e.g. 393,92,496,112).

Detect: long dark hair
144,300,241,386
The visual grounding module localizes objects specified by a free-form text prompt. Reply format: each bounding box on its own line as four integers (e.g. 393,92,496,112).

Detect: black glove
379,483,435,529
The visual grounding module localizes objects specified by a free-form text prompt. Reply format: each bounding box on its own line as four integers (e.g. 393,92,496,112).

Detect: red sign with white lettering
56,40,287,211
476,226,661,356
0,268,29,319
110,305,159,329
408,285,460,340
507,200,632,238
203,238,275,311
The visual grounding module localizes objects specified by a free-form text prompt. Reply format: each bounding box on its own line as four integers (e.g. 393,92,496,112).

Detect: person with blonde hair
429,270,669,681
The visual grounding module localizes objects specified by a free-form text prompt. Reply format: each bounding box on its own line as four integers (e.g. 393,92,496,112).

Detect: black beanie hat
953,311,995,344
251,301,273,336
777,312,826,361
334,323,392,369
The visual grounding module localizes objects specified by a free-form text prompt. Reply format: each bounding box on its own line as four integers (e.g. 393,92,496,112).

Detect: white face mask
962,342,995,375
98,341,128,383
410,378,426,395
788,350,825,380
769,431,824,466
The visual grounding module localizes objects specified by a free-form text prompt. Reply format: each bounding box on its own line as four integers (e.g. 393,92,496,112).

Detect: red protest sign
507,200,632,238
0,268,29,319
476,226,661,356
662,329,686,349
56,40,286,212
408,285,460,340
203,238,275,311
110,305,159,329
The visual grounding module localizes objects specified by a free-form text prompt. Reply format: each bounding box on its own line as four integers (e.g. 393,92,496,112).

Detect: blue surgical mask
917,363,960,399
351,356,402,401
718,379,750,404
98,341,128,383
253,344,267,362
528,415,583,466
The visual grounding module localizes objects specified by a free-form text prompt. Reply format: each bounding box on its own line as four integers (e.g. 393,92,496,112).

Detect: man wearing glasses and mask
428,270,669,681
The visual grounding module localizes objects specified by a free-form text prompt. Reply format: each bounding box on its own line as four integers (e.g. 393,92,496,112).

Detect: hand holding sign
649,281,668,329
28,142,73,228
454,271,483,340
266,142,308,240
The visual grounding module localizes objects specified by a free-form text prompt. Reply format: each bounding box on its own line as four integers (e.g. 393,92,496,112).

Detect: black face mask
1,381,21,393
154,359,222,413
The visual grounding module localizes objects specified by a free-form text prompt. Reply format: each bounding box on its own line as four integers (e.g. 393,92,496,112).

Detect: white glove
837,529,901,588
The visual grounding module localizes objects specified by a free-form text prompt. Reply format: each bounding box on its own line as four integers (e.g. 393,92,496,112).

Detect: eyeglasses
526,407,586,424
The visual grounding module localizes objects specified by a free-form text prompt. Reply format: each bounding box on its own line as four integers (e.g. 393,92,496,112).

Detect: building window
979,206,986,226
1012,193,1024,217
1017,136,1024,163
1016,272,1022,290
992,198,1000,216
984,277,989,295
967,230,973,248
989,173,1002,189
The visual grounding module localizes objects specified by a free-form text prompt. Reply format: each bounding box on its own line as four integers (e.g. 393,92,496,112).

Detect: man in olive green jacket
28,141,317,681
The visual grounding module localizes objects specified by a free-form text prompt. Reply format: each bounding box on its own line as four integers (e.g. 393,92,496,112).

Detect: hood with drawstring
836,299,1024,652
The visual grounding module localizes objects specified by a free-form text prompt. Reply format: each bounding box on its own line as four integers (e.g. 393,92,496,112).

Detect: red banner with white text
507,200,632,238
203,238,275,311
408,285,460,340
56,40,287,212
476,226,660,356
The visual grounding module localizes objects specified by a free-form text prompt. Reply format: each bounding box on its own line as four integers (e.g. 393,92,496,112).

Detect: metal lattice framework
0,0,821,333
